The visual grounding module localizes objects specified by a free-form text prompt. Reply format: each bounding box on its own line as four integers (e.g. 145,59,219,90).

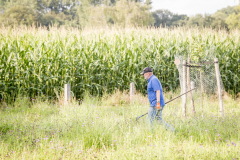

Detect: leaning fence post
65,84,70,104
191,81,195,94
182,60,187,117
214,58,224,117
130,82,135,103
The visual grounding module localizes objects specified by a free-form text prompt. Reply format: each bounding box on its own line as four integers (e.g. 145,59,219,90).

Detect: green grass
0,91,239,159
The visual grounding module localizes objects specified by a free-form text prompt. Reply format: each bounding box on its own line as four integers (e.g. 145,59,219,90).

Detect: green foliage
0,28,239,102
226,13,240,30
0,0,38,9
0,123,14,135
78,0,151,27
73,0,90,28
151,5,237,30
0,92,239,159
40,12,72,27
114,0,154,27
225,5,240,30
186,14,228,29
1,5,38,26
0,0,239,30
38,0,76,14
152,9,188,28
215,6,237,16
0,0,154,28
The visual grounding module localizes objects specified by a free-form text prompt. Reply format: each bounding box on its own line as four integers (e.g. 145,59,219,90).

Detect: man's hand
156,90,161,110
157,102,161,110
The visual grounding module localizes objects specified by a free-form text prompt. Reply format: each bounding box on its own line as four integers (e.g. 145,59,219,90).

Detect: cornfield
0,26,239,101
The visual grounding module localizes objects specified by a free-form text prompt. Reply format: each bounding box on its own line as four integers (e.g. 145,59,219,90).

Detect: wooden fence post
200,71,203,117
182,60,187,117
130,82,135,103
65,84,70,104
214,58,224,117
187,58,195,115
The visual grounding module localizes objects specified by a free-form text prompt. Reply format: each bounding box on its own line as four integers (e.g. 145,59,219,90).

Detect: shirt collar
148,75,154,82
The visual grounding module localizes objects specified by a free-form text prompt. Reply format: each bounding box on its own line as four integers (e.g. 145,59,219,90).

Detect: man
140,67,174,131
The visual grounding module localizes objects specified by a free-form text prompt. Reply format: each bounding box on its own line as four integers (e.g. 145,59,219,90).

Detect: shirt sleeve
152,78,161,91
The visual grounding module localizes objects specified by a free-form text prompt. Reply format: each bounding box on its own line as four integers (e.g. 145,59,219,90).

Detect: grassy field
0,90,239,159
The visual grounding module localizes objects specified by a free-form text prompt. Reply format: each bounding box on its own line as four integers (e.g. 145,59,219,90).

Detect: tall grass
0,26,239,102
0,90,239,159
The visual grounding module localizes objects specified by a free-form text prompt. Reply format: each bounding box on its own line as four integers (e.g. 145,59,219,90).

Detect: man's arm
156,90,161,110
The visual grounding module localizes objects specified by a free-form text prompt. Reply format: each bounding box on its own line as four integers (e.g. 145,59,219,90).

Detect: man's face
143,73,149,80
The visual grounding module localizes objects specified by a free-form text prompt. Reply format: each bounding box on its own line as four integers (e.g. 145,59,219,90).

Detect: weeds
0,91,239,159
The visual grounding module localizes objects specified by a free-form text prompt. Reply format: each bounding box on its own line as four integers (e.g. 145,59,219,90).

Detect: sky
150,0,239,16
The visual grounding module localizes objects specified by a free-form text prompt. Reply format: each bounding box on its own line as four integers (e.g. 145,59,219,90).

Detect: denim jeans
148,106,175,132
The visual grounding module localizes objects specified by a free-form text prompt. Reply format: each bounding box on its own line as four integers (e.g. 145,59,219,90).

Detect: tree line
0,0,239,30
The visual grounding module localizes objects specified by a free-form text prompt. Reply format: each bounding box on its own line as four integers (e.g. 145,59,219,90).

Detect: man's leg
156,106,175,132
148,106,156,129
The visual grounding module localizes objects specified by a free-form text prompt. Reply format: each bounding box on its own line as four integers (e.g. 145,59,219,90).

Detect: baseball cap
140,67,152,75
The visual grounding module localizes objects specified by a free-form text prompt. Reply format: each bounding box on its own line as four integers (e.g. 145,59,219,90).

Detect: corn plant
0,27,239,101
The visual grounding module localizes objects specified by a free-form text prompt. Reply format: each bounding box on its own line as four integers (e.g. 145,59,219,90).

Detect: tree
152,10,173,27
152,9,188,28
1,0,237,30
215,6,236,16
226,13,240,29
225,4,240,30
72,0,91,28
0,0,38,9
210,13,228,29
171,15,188,27
107,0,154,27
144,0,152,10
0,0,40,26
35,0,76,14
213,12,228,20
1,5,38,26
40,11,73,27
210,5,235,30
187,14,204,27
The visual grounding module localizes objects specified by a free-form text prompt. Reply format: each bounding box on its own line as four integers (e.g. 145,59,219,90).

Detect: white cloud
150,0,239,16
